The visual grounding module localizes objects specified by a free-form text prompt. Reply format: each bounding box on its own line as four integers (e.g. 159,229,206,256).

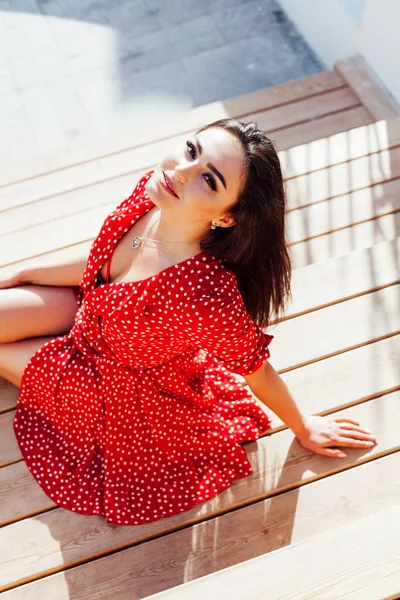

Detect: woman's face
145,127,246,229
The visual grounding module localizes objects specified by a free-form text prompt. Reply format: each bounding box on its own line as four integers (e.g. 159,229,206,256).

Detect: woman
0,118,377,526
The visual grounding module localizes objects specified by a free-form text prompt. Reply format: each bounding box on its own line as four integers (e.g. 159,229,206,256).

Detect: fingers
338,426,376,442
333,419,377,447
318,447,347,458
334,418,360,425
335,437,376,448
338,423,372,434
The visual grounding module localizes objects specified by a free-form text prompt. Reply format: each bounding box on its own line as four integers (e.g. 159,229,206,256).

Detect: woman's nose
175,163,197,181
175,168,185,180
175,168,189,184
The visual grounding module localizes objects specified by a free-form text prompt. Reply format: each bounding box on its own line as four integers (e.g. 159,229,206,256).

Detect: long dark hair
197,118,292,329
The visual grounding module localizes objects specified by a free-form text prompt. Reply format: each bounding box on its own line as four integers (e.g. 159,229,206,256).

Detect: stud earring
210,223,217,230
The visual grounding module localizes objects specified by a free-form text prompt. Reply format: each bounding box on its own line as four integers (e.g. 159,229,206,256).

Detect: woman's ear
217,213,236,228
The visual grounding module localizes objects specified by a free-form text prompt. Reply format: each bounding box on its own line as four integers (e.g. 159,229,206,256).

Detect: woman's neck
148,208,204,254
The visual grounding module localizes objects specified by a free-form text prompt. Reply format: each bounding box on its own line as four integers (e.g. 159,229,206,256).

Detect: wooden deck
0,55,399,599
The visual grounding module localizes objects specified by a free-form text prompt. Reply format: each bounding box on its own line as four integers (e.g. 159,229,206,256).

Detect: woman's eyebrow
194,135,227,190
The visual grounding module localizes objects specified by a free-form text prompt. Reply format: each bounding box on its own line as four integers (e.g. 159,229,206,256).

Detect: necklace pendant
132,236,141,249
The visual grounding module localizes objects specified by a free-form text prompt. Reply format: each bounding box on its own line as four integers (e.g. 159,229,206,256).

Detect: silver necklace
132,213,199,248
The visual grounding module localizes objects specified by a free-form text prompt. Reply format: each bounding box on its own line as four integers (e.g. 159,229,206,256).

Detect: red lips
162,171,178,197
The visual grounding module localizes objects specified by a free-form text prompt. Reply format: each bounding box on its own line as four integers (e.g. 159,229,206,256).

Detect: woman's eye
186,140,196,159
185,140,217,191
204,174,216,191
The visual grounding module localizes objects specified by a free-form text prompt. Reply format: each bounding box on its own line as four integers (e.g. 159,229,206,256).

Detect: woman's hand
295,415,377,458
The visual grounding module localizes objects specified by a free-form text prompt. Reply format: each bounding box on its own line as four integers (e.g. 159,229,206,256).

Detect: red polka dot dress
13,169,274,526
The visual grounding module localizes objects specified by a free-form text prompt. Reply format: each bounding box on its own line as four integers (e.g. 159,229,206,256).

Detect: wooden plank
0,460,55,525
0,410,18,467
246,87,361,133
335,54,400,121
0,88,361,213
273,106,373,151
0,170,142,233
208,71,346,118
269,334,400,426
291,212,399,268
0,379,17,413
1,336,398,526
0,71,346,188
1,203,115,266
0,240,93,285
287,177,400,244
142,505,400,600
268,284,399,371
0,158,147,213
1,285,399,467
280,118,400,179
0,394,398,594
287,237,400,318
287,145,400,210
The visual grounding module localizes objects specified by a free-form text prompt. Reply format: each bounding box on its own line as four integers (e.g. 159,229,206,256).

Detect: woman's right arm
0,248,90,289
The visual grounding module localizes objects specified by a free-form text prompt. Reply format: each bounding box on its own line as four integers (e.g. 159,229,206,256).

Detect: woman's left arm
244,361,377,458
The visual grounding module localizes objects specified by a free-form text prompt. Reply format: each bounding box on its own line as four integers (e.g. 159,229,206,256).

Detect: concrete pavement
0,0,324,167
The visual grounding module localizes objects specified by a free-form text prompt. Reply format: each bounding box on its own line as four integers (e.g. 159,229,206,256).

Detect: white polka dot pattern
181,275,274,376
13,170,273,526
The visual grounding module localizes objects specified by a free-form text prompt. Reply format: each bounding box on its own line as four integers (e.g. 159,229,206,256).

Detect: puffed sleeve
183,286,274,376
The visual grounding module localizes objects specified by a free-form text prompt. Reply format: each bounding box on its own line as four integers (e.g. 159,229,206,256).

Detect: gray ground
0,0,324,167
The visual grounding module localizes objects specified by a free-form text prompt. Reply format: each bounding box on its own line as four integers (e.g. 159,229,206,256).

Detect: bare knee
0,285,79,344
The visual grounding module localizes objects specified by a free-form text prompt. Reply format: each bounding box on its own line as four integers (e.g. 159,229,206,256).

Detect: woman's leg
0,336,55,388
0,285,79,344
0,285,80,387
